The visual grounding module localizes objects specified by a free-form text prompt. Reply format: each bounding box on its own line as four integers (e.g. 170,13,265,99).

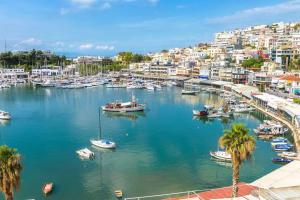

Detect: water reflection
0,119,10,126
103,112,146,121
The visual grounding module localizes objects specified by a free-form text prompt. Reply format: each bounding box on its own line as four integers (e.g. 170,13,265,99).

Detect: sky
0,0,300,56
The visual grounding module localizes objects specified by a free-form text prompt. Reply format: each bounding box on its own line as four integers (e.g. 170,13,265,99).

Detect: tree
241,56,264,69
0,145,22,200
219,124,255,198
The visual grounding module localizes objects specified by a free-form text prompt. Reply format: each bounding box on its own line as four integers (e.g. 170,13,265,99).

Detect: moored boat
90,139,116,149
101,95,145,112
272,157,292,164
76,148,95,159
181,90,196,95
210,151,232,162
278,151,297,157
192,109,208,116
114,190,123,198
42,183,54,195
273,144,293,151
0,110,11,120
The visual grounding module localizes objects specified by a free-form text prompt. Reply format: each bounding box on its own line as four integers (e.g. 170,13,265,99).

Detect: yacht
90,111,116,149
76,148,95,159
210,151,232,162
0,110,11,120
101,95,145,112
90,139,116,149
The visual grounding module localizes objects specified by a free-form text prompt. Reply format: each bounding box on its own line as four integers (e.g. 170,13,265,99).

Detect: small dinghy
42,183,54,195
76,148,95,159
114,190,123,198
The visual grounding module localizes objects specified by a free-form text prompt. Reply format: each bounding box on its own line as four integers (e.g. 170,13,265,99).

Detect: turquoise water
0,86,281,200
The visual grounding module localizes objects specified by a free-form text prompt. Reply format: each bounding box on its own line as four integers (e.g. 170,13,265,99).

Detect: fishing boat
210,151,232,162
192,109,209,116
272,157,292,164
42,183,54,195
181,90,196,95
101,95,145,112
0,110,11,120
90,111,116,149
273,144,293,151
76,148,95,159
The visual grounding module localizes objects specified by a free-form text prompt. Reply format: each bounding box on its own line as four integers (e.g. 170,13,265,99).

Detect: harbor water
0,86,283,200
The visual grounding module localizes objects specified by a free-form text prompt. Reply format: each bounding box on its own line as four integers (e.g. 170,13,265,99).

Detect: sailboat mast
98,109,102,139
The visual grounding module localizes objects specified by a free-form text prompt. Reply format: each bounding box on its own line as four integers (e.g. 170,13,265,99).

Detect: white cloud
52,41,65,47
148,0,159,4
79,43,94,49
95,45,115,50
69,0,96,8
20,38,42,45
207,0,300,24
60,8,70,15
100,2,112,10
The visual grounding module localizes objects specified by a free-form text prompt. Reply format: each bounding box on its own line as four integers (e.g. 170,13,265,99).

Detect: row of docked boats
106,80,176,91
32,77,110,89
270,137,297,164
254,120,288,139
0,79,27,90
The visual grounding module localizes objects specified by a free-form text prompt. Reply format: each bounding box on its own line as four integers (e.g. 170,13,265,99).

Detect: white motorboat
207,113,222,118
90,139,116,149
145,85,155,91
76,148,95,159
154,85,162,90
0,110,11,120
181,90,196,95
210,151,232,162
278,151,297,157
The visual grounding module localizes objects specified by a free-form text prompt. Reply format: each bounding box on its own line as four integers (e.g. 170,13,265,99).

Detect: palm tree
0,145,22,200
219,123,255,198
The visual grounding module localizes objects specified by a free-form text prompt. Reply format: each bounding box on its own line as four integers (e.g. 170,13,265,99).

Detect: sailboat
90,110,116,149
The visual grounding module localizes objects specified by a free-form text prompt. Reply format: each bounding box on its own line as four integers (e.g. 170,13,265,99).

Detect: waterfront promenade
250,101,300,154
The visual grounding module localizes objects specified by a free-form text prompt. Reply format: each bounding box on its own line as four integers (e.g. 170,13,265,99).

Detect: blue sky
0,0,300,56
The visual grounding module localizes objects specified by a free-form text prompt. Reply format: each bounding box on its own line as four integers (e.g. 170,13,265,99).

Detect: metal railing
124,190,206,200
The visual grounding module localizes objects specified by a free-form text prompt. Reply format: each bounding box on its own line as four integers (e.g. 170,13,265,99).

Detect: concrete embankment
250,101,300,153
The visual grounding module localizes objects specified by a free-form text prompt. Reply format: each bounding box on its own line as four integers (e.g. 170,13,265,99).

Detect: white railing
124,190,206,200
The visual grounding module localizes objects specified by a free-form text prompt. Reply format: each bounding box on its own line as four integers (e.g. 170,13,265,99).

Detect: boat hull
90,139,116,149
210,151,232,162
101,106,144,112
